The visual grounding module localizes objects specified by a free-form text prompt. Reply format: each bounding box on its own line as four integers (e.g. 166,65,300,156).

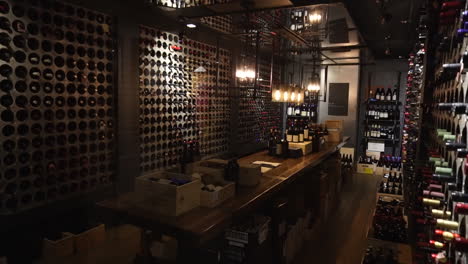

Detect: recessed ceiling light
186,23,196,28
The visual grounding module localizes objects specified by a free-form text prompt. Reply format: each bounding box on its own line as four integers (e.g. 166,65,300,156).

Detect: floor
293,173,381,264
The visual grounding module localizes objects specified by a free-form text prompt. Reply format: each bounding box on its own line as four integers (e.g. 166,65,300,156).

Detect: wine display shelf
200,15,233,35
237,54,281,145
0,0,116,214
139,25,231,173
409,1,468,263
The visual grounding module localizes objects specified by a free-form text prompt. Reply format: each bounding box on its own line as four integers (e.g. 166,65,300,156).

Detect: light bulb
307,83,314,91
297,93,302,103
309,13,322,23
291,91,296,101
246,69,255,79
274,89,281,101
283,91,289,101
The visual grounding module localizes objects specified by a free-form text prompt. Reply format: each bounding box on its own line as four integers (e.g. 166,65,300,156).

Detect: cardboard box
135,172,201,216
288,141,313,155
239,163,262,186
327,129,343,142
42,232,75,260
357,163,375,174
326,120,344,130
74,224,106,254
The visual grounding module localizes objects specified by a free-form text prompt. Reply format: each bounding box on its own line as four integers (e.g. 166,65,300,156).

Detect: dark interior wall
64,0,243,193
357,59,407,158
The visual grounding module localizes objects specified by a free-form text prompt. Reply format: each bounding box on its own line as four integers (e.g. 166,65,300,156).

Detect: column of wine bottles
139,25,231,173
0,1,116,214
200,15,232,34
409,2,468,263
237,54,281,146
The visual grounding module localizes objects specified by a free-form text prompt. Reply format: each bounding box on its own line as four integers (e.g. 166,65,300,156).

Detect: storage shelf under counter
97,137,350,262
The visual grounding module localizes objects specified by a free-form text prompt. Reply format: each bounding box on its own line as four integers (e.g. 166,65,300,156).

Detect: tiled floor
293,173,380,264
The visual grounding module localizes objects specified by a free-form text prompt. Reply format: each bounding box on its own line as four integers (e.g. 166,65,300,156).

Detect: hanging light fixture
307,73,321,92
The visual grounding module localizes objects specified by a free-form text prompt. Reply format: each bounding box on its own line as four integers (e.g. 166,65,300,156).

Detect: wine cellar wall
0,0,286,217
408,1,468,262
0,0,116,214
138,25,231,173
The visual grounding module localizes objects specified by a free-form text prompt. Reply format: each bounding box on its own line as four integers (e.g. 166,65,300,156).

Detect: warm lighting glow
283,91,289,101
296,92,303,103
290,91,296,101
309,12,322,23
186,23,197,28
236,66,256,82
273,89,281,101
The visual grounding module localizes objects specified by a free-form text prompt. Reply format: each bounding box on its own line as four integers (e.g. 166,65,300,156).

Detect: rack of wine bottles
237,54,281,146
407,1,468,263
149,0,234,9
200,15,233,34
362,86,401,156
139,25,231,173
0,0,116,214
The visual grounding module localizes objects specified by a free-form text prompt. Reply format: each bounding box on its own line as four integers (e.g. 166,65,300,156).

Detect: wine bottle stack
402,14,427,236
0,0,116,214
150,0,234,9
407,1,468,263
237,54,281,145
200,15,233,34
372,197,407,243
139,25,231,172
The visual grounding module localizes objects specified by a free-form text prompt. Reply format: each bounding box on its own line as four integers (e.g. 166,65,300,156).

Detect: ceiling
343,0,422,59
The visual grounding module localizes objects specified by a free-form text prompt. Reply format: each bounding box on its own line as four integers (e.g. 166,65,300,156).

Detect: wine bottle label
287,135,292,142
304,130,309,139
293,135,299,142
299,134,304,142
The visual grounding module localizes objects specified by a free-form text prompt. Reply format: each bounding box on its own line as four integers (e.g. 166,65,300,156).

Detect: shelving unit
361,86,402,156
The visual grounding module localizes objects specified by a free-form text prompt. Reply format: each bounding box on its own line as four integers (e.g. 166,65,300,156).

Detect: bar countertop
97,137,350,245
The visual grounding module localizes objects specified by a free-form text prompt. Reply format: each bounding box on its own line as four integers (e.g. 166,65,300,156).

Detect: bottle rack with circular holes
237,54,281,146
139,25,231,173
0,0,116,214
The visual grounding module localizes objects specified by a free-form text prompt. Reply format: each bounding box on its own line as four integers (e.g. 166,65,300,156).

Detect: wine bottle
455,203,468,214
282,133,289,158
451,192,468,202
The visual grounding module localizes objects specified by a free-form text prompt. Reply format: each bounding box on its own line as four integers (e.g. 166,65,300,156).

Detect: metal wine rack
237,54,281,145
139,25,231,173
0,0,116,214
200,15,233,35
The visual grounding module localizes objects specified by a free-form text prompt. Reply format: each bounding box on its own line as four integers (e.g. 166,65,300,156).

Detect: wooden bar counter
97,137,350,247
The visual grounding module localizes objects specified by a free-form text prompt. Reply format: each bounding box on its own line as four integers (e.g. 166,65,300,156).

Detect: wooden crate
326,120,344,130
135,172,201,216
288,141,313,155
74,224,106,254
42,232,75,260
200,174,235,208
239,163,262,187
327,129,343,142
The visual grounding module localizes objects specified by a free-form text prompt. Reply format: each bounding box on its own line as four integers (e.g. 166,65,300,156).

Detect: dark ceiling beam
171,0,343,18
286,44,367,52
